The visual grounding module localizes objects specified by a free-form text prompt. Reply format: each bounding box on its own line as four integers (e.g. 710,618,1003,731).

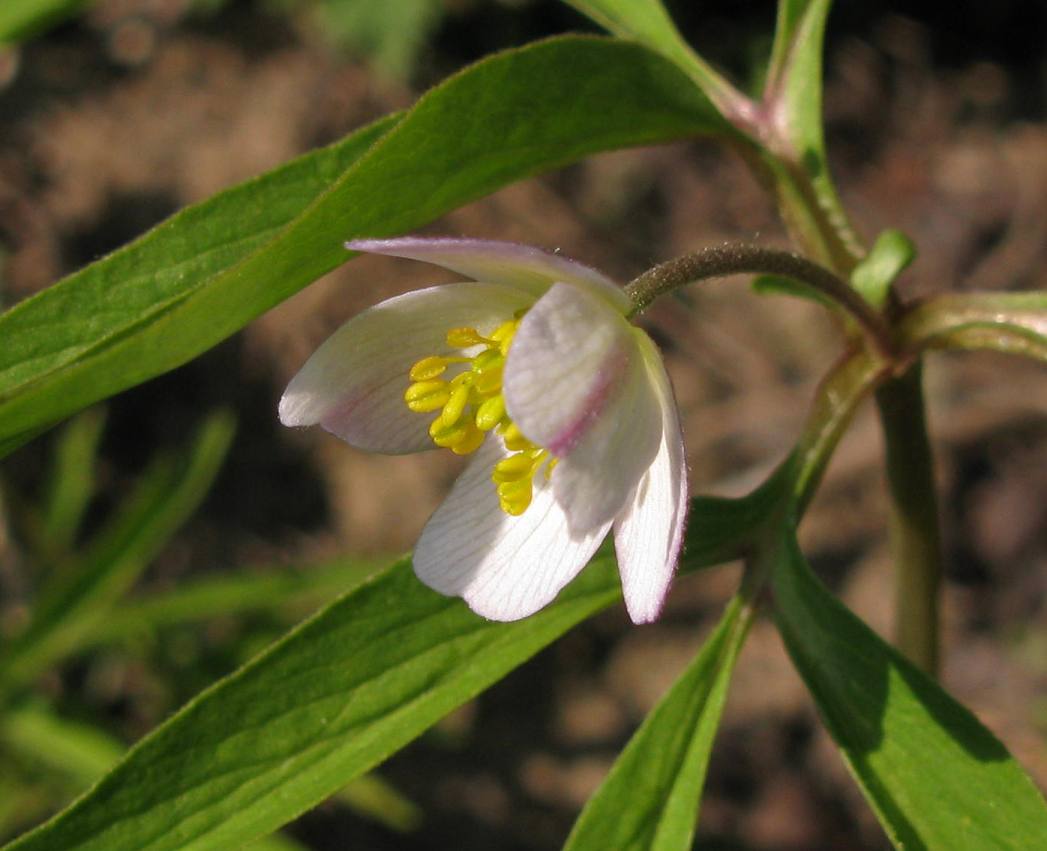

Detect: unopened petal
613,333,688,624
504,283,662,533
414,439,611,621
347,237,630,312
279,282,532,453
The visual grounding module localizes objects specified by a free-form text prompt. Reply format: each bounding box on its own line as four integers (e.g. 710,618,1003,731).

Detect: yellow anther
450,423,484,455
405,311,555,517
499,422,533,452
474,368,503,396
438,381,472,428
404,380,451,413
429,418,472,449
475,395,506,431
497,478,533,515
446,327,489,348
493,319,515,336
410,356,447,381
471,349,503,373
492,452,537,483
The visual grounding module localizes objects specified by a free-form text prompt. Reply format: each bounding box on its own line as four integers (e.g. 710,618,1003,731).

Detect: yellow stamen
438,381,472,428
499,422,532,452
410,355,466,381
497,478,534,516
475,396,506,431
405,311,557,516
446,327,489,348
404,380,450,413
492,452,538,483
450,422,484,455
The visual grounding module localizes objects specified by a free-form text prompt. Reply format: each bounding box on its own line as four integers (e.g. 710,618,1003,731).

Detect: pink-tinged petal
504,283,662,532
279,282,533,453
414,438,611,621
613,332,688,624
347,237,630,313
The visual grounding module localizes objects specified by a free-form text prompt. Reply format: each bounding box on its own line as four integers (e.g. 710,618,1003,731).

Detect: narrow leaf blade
0,412,235,690
898,292,1047,363
3,558,622,851
565,596,751,851
4,480,780,851
561,0,738,110
763,0,864,267
0,36,728,456
773,533,1047,849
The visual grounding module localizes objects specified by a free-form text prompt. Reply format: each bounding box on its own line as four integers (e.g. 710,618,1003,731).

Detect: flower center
404,315,555,516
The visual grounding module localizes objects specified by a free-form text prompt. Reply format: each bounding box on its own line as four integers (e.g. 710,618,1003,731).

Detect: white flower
279,238,687,623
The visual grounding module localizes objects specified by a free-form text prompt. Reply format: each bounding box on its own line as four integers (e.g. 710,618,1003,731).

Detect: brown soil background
1,1,1046,848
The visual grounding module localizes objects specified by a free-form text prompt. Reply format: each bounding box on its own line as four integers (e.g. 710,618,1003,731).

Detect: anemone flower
279,238,687,623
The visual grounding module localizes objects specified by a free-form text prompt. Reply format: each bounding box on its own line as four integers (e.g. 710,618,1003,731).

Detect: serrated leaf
898,292,1047,363
564,596,751,851
772,533,1047,849
850,229,916,308
0,36,729,458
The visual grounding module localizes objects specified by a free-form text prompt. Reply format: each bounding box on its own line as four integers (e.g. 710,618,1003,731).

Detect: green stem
624,244,893,360
874,364,943,676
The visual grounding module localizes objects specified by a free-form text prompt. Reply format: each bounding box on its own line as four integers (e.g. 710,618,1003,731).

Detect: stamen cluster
404,317,554,515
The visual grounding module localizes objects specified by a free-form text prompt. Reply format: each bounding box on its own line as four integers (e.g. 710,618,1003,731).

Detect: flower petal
414,438,611,621
279,282,533,453
613,333,688,624
504,282,662,533
347,237,630,312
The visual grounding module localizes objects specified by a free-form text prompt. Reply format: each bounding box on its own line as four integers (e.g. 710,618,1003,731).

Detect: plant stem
875,364,943,676
625,243,893,360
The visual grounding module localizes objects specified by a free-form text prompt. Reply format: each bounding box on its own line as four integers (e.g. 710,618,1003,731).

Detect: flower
279,238,687,623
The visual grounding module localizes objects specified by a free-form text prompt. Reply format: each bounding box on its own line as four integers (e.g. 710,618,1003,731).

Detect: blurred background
1,1,1046,848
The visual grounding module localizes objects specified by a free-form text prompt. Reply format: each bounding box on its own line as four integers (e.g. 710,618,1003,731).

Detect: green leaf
751,273,834,308
682,479,790,570
564,596,751,851
762,0,863,269
3,558,622,851
0,412,235,692
898,292,1047,363
0,704,305,851
850,229,916,308
333,774,422,833
772,533,1047,849
316,0,444,79
0,0,89,43
38,407,107,557
4,479,780,851
0,36,729,458
85,557,386,647
1,703,123,788
560,0,739,111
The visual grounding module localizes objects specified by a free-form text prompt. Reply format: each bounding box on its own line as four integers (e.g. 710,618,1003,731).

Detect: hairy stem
625,244,892,359
875,364,943,676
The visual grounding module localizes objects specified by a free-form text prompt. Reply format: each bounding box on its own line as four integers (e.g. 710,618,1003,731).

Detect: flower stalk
624,243,894,361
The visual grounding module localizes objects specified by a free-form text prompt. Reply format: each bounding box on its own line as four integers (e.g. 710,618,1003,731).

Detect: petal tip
277,391,309,427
